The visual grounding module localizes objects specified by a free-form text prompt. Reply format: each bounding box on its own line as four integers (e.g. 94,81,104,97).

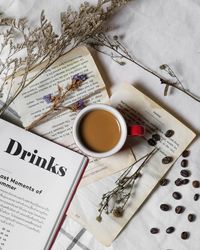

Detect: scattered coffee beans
182,150,190,158
160,204,171,211
148,138,156,146
180,169,191,178
162,156,173,164
166,226,175,234
165,130,175,138
181,231,190,240
188,213,196,222
152,134,161,141
150,228,159,234
175,205,185,214
194,193,200,201
175,178,182,186
160,178,169,186
172,191,182,200
181,159,188,168
192,180,200,188
182,179,189,185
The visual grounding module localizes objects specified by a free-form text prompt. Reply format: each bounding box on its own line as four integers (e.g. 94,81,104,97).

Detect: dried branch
90,34,200,103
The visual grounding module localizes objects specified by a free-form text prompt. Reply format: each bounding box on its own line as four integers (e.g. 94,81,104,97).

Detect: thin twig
91,35,200,103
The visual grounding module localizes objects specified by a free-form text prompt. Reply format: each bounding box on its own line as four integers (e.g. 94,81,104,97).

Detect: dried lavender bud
175,178,182,186
180,170,191,177
172,192,182,200
43,94,52,104
165,130,174,137
148,138,156,146
152,134,161,141
194,194,200,201
160,204,171,211
192,180,200,188
162,156,173,164
150,228,159,234
181,231,190,240
182,150,190,158
160,178,169,186
181,159,188,168
188,214,196,222
175,205,185,214
166,226,175,234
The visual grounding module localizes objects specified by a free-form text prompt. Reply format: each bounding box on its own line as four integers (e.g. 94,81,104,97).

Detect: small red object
128,125,145,136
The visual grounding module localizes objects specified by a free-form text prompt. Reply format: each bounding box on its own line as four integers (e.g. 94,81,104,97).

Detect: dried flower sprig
26,74,87,130
96,147,158,222
0,0,131,116
90,34,200,103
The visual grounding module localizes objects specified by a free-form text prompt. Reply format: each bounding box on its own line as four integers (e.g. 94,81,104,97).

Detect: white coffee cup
72,104,144,158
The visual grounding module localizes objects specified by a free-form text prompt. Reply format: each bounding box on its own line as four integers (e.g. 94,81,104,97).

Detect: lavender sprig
26,74,87,130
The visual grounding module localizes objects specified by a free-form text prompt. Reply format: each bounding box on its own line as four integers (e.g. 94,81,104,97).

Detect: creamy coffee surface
79,109,121,153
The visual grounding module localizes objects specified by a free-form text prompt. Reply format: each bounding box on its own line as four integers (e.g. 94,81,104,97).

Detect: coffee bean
175,205,185,214
194,193,200,201
165,130,175,138
160,178,169,186
148,138,156,146
166,226,175,234
182,150,190,158
192,180,200,188
181,231,190,240
175,178,182,186
188,213,196,222
162,156,173,164
182,179,189,185
172,191,182,200
150,228,159,234
152,134,161,141
180,170,191,177
160,204,171,211
181,159,188,168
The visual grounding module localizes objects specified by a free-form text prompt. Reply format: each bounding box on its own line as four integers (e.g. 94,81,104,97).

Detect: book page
0,119,87,250
67,83,196,246
11,47,133,186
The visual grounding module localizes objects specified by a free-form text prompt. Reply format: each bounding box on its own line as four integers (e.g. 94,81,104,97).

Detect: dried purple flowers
26,74,87,130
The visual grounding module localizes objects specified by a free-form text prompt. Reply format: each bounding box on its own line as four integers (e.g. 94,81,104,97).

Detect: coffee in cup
73,104,144,158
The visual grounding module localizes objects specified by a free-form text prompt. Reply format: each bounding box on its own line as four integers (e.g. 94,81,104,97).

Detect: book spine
48,157,89,250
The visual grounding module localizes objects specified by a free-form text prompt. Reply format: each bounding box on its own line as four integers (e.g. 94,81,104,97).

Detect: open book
9,46,133,186
67,83,196,246
0,118,88,250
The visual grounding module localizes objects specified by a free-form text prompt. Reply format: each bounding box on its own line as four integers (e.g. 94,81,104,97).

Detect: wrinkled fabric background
1,0,200,249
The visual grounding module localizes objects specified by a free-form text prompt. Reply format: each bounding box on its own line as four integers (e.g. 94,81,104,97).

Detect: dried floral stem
26,74,87,130
0,0,131,115
91,34,200,103
0,45,75,117
97,147,158,222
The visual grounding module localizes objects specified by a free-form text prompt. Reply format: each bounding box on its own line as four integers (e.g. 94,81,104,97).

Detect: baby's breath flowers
97,148,158,222
26,74,87,130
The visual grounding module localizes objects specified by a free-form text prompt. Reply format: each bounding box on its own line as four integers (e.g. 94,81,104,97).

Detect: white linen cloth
1,0,200,249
